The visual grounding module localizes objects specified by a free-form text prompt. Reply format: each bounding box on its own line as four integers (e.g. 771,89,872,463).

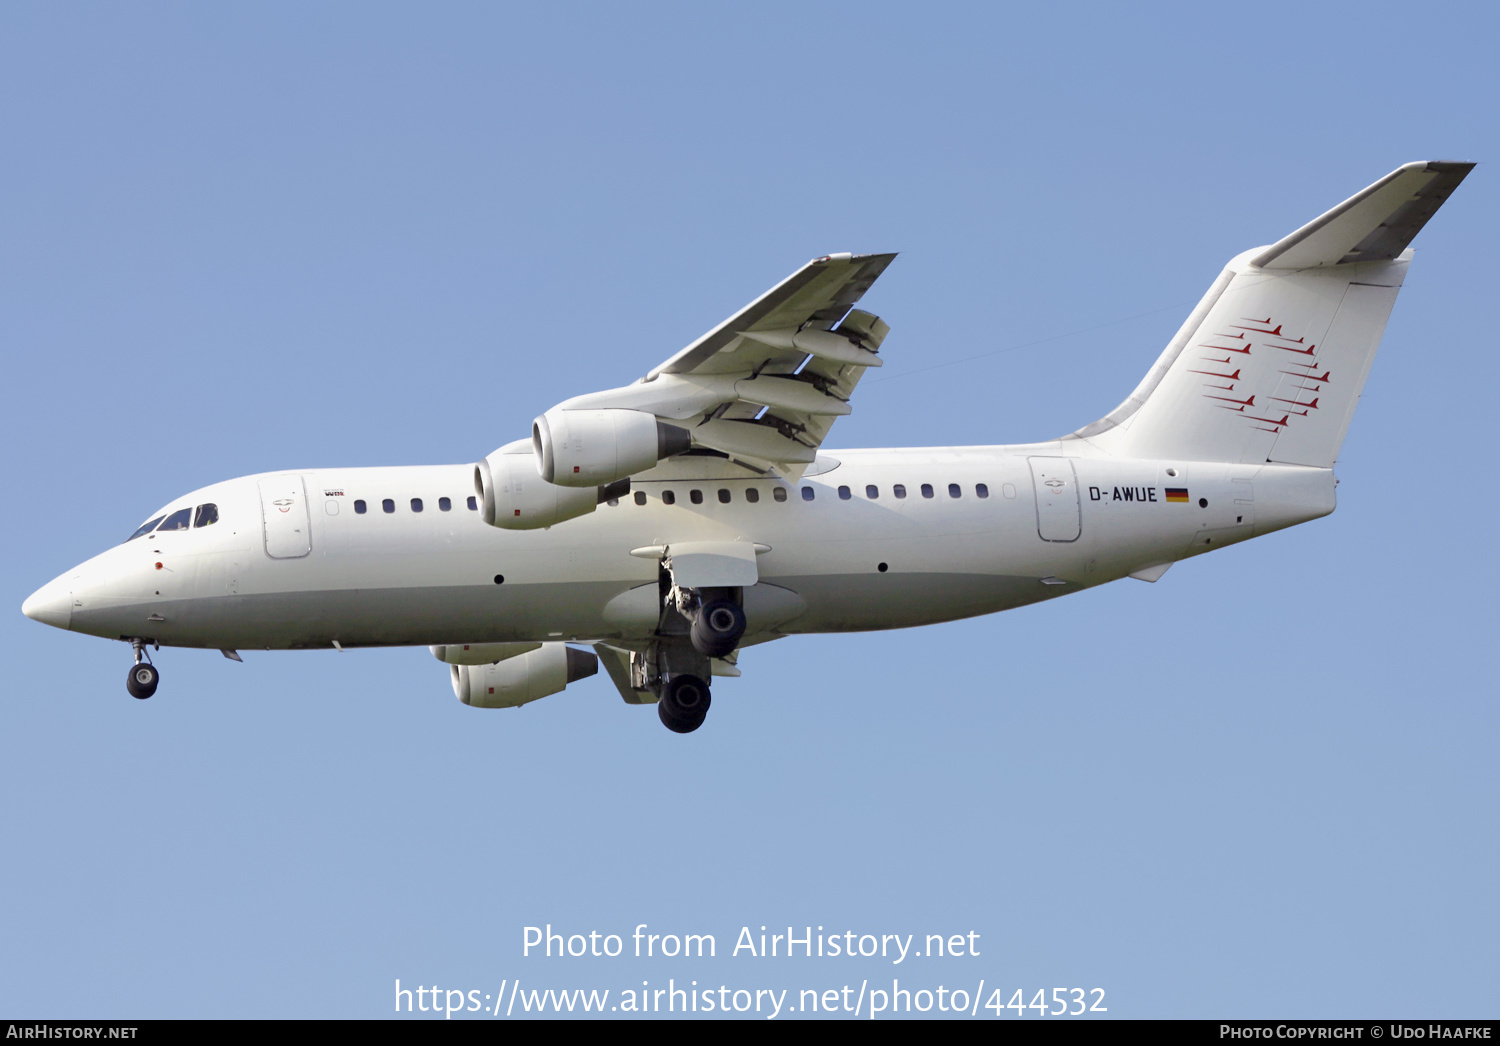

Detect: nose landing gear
125,638,159,699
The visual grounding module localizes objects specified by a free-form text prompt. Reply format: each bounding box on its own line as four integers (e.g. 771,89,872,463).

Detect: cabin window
948,483,961,499
439,497,452,511
838,485,851,500
158,508,192,531
354,500,367,514
467,496,478,511
976,483,989,499
689,489,703,505
634,491,647,506
411,498,424,513
745,488,760,503
662,490,676,505
194,504,219,528
382,499,395,514
718,488,731,504
893,484,907,499
772,487,787,502
127,516,166,542
801,487,815,501
866,485,878,499
921,483,934,499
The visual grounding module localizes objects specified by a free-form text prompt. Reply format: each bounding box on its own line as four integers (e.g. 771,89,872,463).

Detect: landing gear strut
629,637,714,734
125,638,159,699
643,549,749,734
662,563,747,660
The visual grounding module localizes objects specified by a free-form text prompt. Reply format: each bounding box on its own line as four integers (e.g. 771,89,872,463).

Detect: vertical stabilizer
1074,162,1472,467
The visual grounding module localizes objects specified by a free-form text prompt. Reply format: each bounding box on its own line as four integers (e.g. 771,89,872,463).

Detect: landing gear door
258,475,312,559
1028,457,1081,542
663,541,760,588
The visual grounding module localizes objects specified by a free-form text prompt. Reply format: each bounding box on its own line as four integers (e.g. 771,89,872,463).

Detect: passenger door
258,475,312,559
1028,457,1081,542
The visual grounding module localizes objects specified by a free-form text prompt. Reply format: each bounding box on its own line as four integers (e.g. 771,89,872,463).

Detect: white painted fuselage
26,445,1334,653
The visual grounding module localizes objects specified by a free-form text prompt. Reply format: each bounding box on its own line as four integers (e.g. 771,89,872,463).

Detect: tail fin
1075,161,1473,466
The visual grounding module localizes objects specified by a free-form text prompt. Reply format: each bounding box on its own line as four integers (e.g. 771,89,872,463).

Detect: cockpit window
158,508,192,532
127,515,166,542
126,503,217,542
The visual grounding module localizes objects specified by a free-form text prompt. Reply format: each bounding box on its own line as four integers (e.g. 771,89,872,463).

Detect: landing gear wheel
690,600,746,658
126,662,159,700
657,674,711,733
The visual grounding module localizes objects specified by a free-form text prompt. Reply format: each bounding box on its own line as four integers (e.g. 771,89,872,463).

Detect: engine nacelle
475,451,626,530
450,644,599,709
533,408,691,487
430,642,541,666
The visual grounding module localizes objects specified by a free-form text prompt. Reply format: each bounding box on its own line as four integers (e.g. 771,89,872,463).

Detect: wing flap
691,417,819,467
547,253,896,477
651,253,896,379
593,642,652,704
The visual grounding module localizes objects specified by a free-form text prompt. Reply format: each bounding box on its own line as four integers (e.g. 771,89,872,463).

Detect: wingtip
811,251,900,265
1399,159,1474,175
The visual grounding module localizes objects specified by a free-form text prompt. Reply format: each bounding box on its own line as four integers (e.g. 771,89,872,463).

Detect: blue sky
3,2,1496,1019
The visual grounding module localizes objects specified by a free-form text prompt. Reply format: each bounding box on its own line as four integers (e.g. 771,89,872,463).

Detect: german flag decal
1165,488,1189,503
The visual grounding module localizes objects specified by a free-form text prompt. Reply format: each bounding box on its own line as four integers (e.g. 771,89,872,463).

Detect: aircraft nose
22,579,73,630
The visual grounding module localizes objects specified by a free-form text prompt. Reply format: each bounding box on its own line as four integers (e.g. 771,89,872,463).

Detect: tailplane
1074,161,1473,467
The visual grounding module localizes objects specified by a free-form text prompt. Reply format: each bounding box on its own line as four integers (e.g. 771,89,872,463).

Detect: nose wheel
125,638,160,699
126,662,159,699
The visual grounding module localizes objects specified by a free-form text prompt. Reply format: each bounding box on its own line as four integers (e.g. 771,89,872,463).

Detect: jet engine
532,408,691,487
449,643,599,708
474,450,630,531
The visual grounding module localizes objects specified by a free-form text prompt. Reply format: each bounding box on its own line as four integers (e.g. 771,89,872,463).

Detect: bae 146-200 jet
22,161,1473,732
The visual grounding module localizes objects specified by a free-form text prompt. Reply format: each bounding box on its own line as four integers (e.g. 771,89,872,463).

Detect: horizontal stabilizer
1252,161,1474,269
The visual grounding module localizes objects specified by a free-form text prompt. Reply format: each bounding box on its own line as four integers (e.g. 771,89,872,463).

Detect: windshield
127,515,166,542
158,508,192,532
125,501,220,543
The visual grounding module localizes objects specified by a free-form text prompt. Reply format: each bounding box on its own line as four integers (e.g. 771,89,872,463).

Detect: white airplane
22,161,1473,733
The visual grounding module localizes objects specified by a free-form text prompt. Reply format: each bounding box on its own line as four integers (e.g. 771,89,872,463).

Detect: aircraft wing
550,252,897,478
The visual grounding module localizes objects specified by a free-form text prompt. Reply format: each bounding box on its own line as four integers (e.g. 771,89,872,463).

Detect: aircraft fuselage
29,445,1334,653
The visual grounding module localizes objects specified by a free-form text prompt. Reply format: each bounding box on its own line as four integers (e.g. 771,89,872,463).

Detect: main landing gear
657,673,711,734
640,554,749,734
690,599,746,659
125,638,159,699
